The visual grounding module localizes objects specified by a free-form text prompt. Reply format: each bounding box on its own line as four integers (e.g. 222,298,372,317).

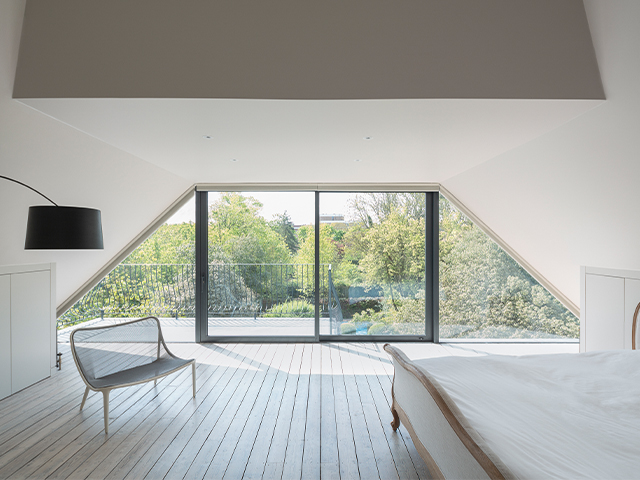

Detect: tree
294,224,340,266
124,223,195,264
359,212,425,309
348,192,425,225
208,193,291,265
293,224,341,298
439,194,578,339
270,211,299,254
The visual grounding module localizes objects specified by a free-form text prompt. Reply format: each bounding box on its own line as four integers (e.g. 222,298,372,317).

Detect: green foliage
124,223,195,264
439,194,578,339
338,224,368,286
58,264,197,328
348,192,425,225
270,211,299,254
340,322,357,334
294,224,340,266
297,225,311,243
62,190,579,341
341,299,382,318
263,299,314,318
207,193,292,298
352,293,425,325
208,193,291,265
359,211,425,308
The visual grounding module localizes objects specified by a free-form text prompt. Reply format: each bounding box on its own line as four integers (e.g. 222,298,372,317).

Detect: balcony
59,263,344,339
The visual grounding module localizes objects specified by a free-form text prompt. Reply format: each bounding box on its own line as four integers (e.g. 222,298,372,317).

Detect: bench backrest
70,316,175,388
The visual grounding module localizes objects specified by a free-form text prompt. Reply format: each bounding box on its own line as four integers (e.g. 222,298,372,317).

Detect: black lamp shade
25,206,104,249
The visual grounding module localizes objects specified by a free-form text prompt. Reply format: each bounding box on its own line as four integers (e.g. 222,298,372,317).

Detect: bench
70,316,195,434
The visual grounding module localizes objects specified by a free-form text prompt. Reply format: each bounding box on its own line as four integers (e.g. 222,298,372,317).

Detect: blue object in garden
356,322,372,335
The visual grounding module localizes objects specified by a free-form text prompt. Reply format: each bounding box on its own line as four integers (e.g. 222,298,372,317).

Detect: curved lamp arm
0,175,58,206
1,174,103,249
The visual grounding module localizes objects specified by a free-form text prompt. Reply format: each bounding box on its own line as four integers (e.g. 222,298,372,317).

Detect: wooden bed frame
384,344,517,480
385,307,640,479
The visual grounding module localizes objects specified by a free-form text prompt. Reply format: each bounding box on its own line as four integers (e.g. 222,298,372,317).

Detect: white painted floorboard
0,341,577,479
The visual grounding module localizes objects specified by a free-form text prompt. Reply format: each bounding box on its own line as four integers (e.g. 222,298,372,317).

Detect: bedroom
1,0,639,478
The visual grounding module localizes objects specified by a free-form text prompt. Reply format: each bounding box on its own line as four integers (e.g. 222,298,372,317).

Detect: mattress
412,350,640,479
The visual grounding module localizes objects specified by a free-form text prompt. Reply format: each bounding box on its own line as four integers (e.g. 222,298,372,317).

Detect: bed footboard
384,345,516,480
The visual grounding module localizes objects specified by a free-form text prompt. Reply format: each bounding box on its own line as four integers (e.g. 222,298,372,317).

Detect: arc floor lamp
1,175,103,249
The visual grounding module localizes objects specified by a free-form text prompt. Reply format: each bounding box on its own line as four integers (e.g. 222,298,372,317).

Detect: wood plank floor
0,341,577,479
0,343,434,480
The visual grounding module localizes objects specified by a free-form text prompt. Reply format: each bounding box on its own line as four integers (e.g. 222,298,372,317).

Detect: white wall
442,0,640,308
0,0,192,309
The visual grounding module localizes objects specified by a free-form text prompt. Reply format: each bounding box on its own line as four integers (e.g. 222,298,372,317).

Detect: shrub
342,299,382,318
340,322,357,334
263,299,314,318
368,322,423,335
367,322,390,335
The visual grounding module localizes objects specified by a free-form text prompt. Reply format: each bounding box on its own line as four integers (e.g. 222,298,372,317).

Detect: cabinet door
0,275,10,400
625,278,640,350
11,270,51,393
584,274,625,351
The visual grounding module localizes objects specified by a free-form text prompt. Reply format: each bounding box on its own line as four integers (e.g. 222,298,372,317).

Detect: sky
167,191,358,225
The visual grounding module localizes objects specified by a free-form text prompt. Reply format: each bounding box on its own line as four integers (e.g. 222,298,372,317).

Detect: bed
385,340,640,479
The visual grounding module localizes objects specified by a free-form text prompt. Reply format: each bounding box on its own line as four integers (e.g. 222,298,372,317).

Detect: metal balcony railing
58,263,332,329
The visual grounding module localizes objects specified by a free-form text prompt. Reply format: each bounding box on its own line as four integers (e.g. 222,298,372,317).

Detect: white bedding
413,350,640,479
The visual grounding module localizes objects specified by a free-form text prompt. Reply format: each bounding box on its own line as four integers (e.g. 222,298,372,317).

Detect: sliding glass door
319,192,435,338
196,188,438,342
197,190,317,341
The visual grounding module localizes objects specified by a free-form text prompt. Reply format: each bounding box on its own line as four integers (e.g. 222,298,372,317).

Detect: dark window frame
195,189,439,343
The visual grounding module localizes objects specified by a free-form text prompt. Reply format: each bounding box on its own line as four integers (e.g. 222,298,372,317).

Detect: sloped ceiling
3,0,630,313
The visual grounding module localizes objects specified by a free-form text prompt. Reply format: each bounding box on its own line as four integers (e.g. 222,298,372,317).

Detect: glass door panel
206,191,316,338
319,192,427,336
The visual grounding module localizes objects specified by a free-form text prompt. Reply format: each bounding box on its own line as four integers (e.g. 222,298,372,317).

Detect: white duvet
413,350,640,479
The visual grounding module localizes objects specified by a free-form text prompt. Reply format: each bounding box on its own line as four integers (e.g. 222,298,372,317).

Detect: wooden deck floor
0,342,435,480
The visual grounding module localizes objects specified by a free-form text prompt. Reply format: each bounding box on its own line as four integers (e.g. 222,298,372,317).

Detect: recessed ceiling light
363,136,372,140
354,159,361,162
231,158,238,162
203,135,212,139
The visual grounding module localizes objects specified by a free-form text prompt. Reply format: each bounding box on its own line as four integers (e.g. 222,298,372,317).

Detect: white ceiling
20,98,601,184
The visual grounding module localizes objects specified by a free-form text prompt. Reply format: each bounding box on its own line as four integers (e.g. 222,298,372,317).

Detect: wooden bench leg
80,387,90,410
103,390,110,434
192,363,196,398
